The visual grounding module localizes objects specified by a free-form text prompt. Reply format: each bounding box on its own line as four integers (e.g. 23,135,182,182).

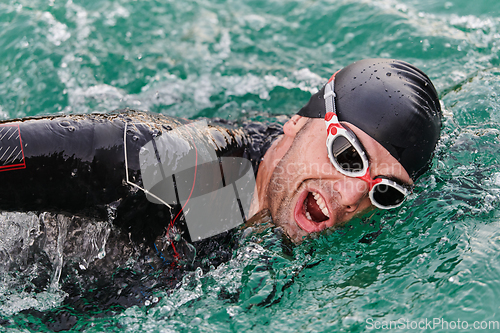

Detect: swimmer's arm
0,115,128,217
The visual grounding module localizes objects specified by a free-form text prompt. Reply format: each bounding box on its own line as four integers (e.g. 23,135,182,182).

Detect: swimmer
0,58,442,249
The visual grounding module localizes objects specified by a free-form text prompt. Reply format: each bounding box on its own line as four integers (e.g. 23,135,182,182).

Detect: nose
332,176,370,212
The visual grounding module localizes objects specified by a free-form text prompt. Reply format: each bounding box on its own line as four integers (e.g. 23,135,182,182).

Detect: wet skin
253,115,412,243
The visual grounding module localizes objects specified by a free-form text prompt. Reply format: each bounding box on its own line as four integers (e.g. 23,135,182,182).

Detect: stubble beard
265,120,312,239
266,157,295,229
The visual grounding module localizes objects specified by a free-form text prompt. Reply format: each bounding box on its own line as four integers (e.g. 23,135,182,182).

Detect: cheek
279,157,305,177
285,122,332,177
301,137,331,170
294,152,330,177
360,197,374,210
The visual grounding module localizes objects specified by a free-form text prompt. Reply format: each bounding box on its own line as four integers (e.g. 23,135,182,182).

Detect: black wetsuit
0,110,283,321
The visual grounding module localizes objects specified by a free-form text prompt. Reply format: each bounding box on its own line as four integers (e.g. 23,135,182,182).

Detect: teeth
312,191,330,218
305,211,312,220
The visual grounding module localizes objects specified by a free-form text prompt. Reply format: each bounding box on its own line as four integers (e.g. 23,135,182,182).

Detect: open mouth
294,190,331,233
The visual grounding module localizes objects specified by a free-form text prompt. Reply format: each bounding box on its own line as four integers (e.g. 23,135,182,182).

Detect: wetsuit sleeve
0,111,257,246
0,115,129,217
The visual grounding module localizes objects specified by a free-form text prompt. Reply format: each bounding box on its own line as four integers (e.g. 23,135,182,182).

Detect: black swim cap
298,58,442,180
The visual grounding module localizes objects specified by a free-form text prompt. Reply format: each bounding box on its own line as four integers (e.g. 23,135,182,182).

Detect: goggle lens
332,136,364,173
371,183,406,208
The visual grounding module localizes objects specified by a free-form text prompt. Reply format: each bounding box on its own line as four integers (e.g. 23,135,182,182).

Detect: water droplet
59,121,76,132
386,72,391,76
190,318,202,325
132,135,139,141
97,250,105,259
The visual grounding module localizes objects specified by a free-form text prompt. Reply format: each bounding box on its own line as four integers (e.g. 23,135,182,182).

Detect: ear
283,115,308,138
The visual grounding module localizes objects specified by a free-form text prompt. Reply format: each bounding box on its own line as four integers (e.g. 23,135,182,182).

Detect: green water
1,0,500,332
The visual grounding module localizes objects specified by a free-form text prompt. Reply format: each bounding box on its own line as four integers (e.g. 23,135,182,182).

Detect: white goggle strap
324,79,336,116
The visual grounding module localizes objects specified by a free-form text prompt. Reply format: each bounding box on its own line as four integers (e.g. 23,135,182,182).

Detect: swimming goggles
323,77,411,209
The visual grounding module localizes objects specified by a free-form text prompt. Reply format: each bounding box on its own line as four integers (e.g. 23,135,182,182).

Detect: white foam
0,290,67,317
0,106,8,120
40,12,71,46
104,3,130,26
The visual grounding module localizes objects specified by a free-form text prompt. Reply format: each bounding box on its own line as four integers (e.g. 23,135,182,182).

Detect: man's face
265,117,412,243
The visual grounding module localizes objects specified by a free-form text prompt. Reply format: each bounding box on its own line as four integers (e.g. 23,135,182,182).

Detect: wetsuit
0,109,283,244
0,110,283,318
